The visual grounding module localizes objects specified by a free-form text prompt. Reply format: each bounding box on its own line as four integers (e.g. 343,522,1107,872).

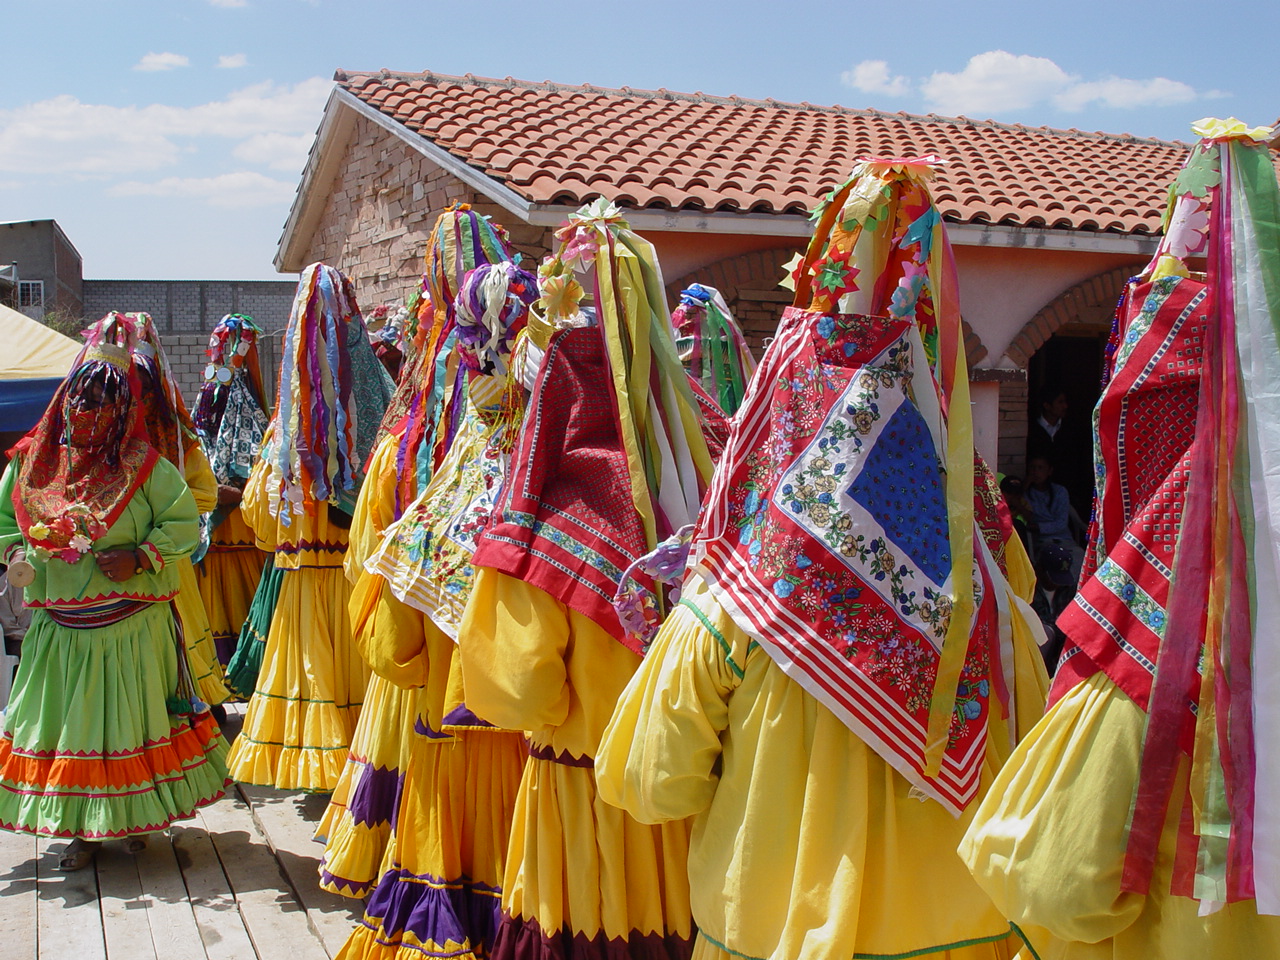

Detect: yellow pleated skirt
959,673,1280,959
227,566,367,791
317,671,419,897
174,557,232,706
197,545,267,664
337,725,527,960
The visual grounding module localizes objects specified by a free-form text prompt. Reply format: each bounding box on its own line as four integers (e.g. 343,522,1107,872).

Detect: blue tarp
0,377,61,433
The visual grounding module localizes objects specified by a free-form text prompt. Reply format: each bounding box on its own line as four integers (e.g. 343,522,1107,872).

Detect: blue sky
1,0,1275,282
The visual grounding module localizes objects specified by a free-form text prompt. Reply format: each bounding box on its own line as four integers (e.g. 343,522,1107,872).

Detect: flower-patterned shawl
368,261,537,639
11,342,158,561
686,159,1038,814
192,313,270,484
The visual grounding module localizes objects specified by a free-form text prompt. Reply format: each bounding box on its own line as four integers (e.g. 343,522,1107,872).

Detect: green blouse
0,455,198,608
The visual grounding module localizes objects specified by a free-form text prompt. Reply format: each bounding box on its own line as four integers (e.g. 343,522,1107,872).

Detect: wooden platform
0,704,364,960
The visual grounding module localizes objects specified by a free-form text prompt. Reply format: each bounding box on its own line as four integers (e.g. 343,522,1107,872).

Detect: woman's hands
94,548,150,582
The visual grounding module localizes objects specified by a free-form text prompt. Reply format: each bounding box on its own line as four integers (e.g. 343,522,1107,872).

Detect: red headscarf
11,342,158,563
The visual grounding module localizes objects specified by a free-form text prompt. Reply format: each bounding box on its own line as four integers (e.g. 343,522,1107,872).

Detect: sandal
55,838,100,872
124,836,149,855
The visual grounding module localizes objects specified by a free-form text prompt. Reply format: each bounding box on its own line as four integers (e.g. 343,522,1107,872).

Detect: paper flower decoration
779,252,806,292
1191,117,1273,143
540,273,585,323
812,246,861,301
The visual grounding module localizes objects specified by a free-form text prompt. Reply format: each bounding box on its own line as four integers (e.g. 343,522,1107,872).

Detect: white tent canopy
0,302,80,381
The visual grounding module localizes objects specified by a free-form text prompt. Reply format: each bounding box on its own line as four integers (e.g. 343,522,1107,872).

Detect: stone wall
298,115,556,306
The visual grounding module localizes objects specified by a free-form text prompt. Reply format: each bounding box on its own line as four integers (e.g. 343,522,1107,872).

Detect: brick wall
298,116,556,305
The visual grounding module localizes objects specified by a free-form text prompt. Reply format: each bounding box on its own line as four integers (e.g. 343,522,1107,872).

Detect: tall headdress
1054,119,1280,911
266,263,394,521
670,283,757,415
686,157,1032,813
193,313,269,484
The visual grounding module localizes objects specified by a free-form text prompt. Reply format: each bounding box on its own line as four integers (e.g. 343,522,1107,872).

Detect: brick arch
667,246,988,365
1003,266,1133,368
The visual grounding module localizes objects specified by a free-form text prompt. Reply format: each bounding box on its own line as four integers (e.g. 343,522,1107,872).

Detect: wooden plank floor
2,703,364,960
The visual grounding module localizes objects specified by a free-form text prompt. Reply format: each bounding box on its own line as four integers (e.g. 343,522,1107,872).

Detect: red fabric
12,349,159,558
690,306,1000,813
1055,276,1208,724
472,326,649,640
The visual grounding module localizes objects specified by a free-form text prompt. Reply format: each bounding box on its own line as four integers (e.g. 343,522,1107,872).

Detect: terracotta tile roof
336,68,1199,236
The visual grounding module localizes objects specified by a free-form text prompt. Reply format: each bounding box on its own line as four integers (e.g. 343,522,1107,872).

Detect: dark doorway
1025,326,1109,519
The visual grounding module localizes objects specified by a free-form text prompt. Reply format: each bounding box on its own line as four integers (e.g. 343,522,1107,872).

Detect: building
82,278,297,401
0,219,84,321
275,69,1201,478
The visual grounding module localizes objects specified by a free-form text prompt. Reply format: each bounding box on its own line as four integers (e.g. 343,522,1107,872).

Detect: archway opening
1024,314,1111,519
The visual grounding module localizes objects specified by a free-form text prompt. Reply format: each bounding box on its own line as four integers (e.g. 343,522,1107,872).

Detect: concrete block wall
83,278,295,408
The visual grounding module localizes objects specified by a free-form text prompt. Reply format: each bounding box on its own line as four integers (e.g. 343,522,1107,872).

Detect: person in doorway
1031,542,1074,673
1025,454,1084,580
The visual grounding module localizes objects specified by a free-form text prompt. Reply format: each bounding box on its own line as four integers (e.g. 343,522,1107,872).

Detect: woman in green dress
0,340,231,870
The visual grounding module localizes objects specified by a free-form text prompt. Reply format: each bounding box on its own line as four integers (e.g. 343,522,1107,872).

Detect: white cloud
217,53,248,69
208,0,249,7
921,51,1073,115
134,52,190,73
1053,76,1199,112
841,60,912,98
233,132,314,172
0,78,331,177
863,49,1224,119
109,171,295,208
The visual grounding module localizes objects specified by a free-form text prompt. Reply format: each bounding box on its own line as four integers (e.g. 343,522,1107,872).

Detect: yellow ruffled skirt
960,673,1280,959
174,557,232,706
227,566,367,791
197,544,267,665
337,724,527,960
317,671,419,897
499,750,695,958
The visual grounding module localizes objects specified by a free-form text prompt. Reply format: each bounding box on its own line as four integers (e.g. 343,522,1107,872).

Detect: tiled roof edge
333,67,1193,150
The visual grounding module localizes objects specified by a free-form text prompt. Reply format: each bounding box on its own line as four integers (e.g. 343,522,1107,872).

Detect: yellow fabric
183,444,219,514
240,448,351,569
174,557,231,705
459,568,694,941
196,509,267,649
596,575,1046,960
335,724,528,960
345,432,402,582
959,673,1280,959
317,670,420,898
226,566,368,791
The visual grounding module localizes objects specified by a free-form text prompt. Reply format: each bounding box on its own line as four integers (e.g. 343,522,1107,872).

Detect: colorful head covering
685,157,1029,814
264,262,395,522
471,199,716,645
380,207,518,517
671,283,757,415
368,259,539,636
1054,118,1280,910
121,312,199,469
193,313,270,485
11,338,157,565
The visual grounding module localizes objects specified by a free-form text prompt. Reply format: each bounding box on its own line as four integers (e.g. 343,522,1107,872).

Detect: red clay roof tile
335,68,1204,235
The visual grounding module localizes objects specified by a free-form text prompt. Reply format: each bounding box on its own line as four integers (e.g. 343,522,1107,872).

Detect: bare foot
56,838,101,872
124,835,149,855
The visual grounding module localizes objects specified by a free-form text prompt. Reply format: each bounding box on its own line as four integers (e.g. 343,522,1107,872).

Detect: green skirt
0,602,231,839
